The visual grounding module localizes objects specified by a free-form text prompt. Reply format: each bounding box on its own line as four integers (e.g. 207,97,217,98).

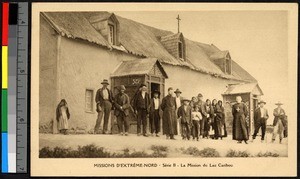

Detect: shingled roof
42,11,257,83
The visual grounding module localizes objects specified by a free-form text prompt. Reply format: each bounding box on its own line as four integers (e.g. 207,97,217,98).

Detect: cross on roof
176,14,181,33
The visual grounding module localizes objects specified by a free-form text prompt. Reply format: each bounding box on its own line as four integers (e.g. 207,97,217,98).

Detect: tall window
109,24,115,45
226,59,231,74
178,41,183,59
85,89,94,112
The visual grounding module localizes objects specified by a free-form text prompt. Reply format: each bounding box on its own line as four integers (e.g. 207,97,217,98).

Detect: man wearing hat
133,83,150,137
195,93,208,138
94,79,113,134
252,100,269,142
161,87,178,140
272,101,286,143
149,90,161,137
177,98,192,140
114,85,131,136
174,89,183,137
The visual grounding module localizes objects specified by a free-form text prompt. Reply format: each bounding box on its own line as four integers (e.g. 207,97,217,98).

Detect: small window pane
85,89,93,112
178,42,183,58
109,25,114,45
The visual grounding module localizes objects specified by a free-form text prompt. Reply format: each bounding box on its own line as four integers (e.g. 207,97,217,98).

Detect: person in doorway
272,101,286,144
191,105,202,141
133,83,150,137
149,90,161,137
174,89,183,137
161,87,178,140
56,99,70,135
232,96,249,144
114,85,131,136
94,79,114,134
252,100,269,142
177,98,192,140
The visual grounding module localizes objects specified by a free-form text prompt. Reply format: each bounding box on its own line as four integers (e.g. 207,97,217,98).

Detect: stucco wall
57,37,139,132
39,15,58,132
163,64,239,101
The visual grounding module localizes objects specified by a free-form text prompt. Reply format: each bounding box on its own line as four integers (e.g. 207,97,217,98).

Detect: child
191,106,202,141
149,90,161,137
56,99,70,135
177,98,192,140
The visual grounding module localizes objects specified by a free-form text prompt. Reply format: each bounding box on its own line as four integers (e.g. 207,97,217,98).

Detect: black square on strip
9,3,18,25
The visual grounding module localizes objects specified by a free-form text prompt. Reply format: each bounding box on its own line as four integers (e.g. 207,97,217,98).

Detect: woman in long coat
56,99,70,135
204,99,214,138
214,100,226,140
161,88,178,140
232,96,249,144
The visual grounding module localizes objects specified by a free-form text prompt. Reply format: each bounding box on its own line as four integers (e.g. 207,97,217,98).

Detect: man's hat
275,101,283,105
197,93,203,97
119,85,126,91
152,90,160,95
174,89,182,94
140,83,147,88
182,97,190,102
258,100,266,104
168,87,173,91
101,79,109,85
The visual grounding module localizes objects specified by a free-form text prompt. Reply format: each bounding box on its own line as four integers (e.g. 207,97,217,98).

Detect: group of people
55,79,287,145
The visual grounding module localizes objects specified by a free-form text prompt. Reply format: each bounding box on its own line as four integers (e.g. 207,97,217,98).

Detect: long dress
214,104,226,138
58,106,69,130
161,95,178,135
232,102,249,140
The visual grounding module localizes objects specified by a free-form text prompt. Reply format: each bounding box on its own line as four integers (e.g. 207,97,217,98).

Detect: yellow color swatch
2,46,8,89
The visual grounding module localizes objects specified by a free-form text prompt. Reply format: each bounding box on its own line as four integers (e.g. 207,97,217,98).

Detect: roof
42,11,257,83
223,83,263,95
210,50,229,60
41,12,111,48
111,58,168,78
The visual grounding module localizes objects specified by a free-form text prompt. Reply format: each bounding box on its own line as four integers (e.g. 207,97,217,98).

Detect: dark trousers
192,120,200,139
181,122,191,140
201,117,210,138
117,114,129,133
94,101,112,133
149,109,160,134
137,109,148,134
253,121,266,140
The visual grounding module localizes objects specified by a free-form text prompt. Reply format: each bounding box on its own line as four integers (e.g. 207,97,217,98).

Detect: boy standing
177,98,192,140
149,90,161,137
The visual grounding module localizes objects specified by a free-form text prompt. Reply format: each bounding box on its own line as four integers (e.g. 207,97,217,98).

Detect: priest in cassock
161,87,178,140
232,96,249,144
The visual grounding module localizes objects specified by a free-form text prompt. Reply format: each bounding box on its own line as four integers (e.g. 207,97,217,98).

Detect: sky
115,11,289,117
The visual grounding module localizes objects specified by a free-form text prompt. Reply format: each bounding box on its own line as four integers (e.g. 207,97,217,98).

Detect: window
85,89,94,112
108,24,115,45
226,59,231,74
178,41,183,59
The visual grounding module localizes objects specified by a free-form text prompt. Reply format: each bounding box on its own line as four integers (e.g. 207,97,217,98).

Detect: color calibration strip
2,2,9,173
1,2,19,173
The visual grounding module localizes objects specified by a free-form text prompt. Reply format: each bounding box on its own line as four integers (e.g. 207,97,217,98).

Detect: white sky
114,11,289,116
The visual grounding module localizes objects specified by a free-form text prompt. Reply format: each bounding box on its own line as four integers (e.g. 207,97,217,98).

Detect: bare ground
39,133,288,157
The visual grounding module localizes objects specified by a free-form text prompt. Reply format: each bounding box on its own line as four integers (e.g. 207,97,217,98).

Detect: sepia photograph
30,2,297,177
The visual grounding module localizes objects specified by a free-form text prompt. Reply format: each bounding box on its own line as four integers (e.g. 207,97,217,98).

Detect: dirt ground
39,132,288,157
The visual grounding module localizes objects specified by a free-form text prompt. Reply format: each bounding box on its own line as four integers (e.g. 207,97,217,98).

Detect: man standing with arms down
114,85,131,136
272,101,286,144
161,87,178,140
174,89,183,137
94,79,113,134
252,100,269,142
133,83,150,137
195,93,208,138
232,96,249,144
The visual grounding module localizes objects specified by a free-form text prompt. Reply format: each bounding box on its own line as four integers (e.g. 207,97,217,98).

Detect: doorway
151,83,160,98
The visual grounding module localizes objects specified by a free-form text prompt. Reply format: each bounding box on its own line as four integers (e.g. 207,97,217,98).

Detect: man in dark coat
133,83,150,137
232,96,249,144
195,93,208,138
161,87,178,140
149,90,161,137
272,101,286,143
94,79,114,134
252,100,269,142
177,98,192,140
114,85,131,136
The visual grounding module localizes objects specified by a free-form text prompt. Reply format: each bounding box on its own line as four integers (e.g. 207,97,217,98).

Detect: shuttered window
85,89,94,112
109,24,115,45
178,42,183,58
